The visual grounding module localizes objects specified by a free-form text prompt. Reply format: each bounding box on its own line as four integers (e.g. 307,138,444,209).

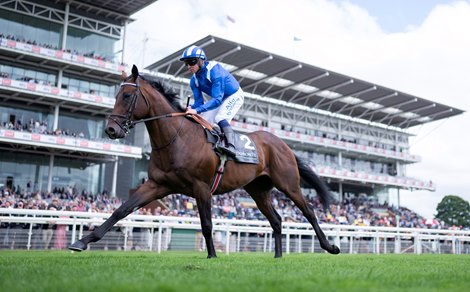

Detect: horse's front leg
195,190,216,258
69,181,168,252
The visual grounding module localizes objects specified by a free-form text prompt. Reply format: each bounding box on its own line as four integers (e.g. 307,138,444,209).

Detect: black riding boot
218,126,237,156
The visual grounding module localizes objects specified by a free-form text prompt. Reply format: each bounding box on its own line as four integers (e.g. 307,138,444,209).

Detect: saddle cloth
204,129,259,164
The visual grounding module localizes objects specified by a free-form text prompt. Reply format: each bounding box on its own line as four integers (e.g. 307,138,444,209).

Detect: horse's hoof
330,244,341,255
69,240,87,252
207,254,217,259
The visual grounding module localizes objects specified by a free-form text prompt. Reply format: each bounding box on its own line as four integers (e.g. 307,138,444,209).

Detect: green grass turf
0,251,468,292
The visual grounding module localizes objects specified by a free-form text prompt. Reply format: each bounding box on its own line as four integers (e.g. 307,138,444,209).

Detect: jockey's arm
190,80,204,111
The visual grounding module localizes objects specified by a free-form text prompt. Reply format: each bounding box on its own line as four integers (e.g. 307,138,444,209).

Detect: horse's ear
132,65,139,80
121,70,127,81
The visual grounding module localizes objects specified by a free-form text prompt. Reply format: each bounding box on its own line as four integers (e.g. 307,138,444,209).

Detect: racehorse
69,65,340,258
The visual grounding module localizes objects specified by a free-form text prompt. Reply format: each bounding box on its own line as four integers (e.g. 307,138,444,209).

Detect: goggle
184,58,198,66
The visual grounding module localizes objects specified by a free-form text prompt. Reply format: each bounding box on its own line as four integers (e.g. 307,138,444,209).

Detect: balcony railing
232,121,421,163
0,128,141,158
0,37,125,74
316,166,434,191
0,77,115,108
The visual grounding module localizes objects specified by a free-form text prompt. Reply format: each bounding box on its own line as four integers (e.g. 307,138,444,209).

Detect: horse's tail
295,154,333,210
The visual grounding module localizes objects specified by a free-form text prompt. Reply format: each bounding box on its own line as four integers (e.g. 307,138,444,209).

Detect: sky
124,0,470,219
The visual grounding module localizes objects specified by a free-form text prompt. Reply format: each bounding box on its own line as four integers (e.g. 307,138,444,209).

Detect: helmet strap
195,59,203,73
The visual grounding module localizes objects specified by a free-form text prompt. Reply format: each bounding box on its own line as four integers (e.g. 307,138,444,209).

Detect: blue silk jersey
190,61,240,113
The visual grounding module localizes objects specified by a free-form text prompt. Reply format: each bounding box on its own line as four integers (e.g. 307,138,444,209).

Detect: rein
131,112,186,125
132,112,214,131
133,112,214,151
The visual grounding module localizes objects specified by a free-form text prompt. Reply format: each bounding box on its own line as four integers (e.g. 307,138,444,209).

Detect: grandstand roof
55,0,158,21
146,35,464,129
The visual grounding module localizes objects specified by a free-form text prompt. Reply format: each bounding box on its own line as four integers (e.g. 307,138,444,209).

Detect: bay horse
69,65,340,258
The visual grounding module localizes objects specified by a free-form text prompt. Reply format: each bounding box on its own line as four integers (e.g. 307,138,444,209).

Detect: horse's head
106,65,149,139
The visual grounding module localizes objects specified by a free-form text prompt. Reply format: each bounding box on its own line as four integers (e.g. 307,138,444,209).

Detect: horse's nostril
105,127,116,137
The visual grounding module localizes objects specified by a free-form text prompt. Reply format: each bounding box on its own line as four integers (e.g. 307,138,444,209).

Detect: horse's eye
123,92,132,99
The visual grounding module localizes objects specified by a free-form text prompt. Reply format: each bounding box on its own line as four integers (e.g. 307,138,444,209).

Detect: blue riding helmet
179,45,206,61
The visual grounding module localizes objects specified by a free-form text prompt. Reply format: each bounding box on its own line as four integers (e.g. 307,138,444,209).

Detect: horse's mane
140,74,185,112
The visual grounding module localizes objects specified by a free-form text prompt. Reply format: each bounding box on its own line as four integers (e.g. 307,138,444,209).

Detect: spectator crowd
1,183,463,251
1,184,445,229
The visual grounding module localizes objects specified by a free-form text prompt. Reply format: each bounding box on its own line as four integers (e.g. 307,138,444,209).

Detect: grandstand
0,0,465,210
0,0,157,197
146,35,463,205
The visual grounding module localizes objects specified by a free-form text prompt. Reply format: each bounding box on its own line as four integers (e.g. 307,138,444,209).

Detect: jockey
180,45,244,156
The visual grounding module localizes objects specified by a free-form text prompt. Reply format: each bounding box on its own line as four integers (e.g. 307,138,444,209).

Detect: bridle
108,76,187,150
108,78,144,135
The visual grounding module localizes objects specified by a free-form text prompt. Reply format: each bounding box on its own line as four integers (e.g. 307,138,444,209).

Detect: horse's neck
145,91,194,152
145,117,203,168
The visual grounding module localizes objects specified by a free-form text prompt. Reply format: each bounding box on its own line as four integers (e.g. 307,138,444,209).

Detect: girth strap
210,154,228,194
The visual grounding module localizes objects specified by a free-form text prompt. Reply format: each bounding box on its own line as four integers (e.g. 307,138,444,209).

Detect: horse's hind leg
245,178,283,258
69,181,167,251
271,166,340,254
282,187,340,254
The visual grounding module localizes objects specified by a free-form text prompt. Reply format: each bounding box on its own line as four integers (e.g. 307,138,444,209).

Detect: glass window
0,152,105,195
52,156,104,194
0,64,12,77
79,80,90,93
36,72,47,82
90,82,100,92
68,78,79,92
66,27,119,62
0,105,53,131
25,69,36,79
12,67,25,80
1,63,55,85
58,113,105,139
0,152,49,192
69,79,79,87
0,10,61,48
99,84,110,96
62,74,115,97
47,75,56,86
61,76,69,89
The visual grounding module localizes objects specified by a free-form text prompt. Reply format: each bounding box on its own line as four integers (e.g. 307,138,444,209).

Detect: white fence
1,208,469,254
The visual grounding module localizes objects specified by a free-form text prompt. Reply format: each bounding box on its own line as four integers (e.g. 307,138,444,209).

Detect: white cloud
125,0,470,217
